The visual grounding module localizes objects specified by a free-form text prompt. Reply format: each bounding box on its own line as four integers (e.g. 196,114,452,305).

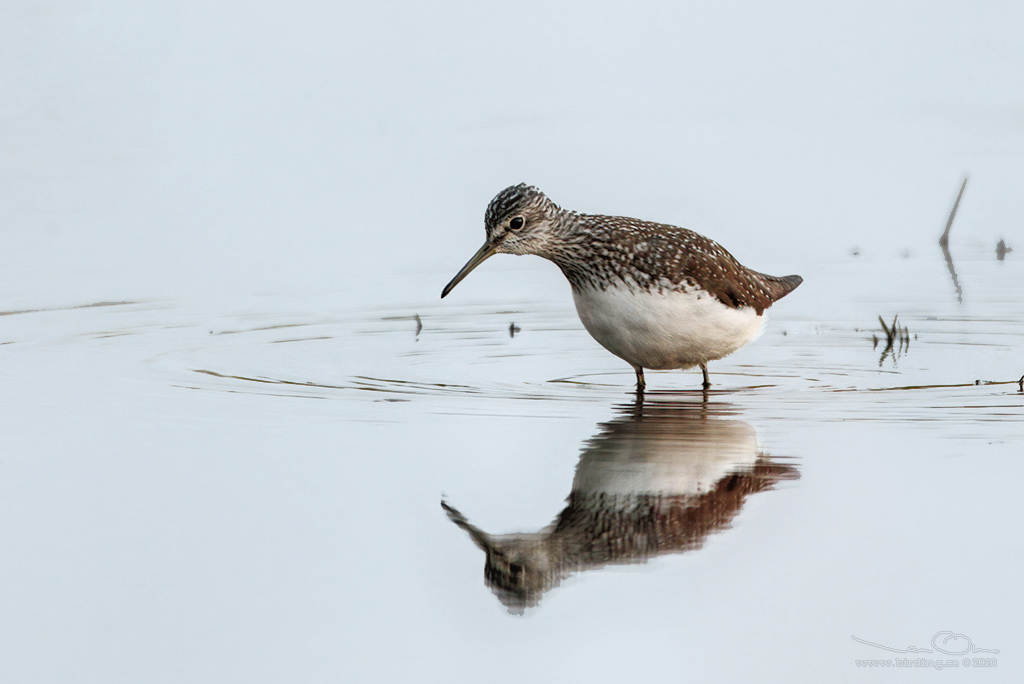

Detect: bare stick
939,176,968,247
879,315,892,341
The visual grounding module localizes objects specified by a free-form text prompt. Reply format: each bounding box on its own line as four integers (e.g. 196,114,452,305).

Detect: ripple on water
143,286,1020,427
6,265,1021,431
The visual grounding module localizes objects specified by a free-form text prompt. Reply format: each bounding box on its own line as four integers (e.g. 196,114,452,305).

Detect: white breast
572,283,764,370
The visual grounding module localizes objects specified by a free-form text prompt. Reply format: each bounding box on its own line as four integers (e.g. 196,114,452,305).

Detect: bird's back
552,213,802,315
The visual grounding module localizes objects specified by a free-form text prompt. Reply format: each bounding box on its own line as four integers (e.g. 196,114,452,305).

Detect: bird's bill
441,500,492,551
441,242,496,298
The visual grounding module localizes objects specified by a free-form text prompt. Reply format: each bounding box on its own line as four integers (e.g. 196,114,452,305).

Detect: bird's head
441,184,562,298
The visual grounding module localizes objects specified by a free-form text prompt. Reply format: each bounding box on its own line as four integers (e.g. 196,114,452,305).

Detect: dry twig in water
939,177,968,248
877,315,911,366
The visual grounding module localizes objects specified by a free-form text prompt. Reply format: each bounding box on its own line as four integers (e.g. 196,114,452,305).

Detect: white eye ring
509,216,525,231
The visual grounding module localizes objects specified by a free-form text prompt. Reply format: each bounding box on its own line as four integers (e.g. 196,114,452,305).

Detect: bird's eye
509,216,525,231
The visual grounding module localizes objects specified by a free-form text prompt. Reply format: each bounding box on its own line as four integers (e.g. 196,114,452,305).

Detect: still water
2,240,1021,681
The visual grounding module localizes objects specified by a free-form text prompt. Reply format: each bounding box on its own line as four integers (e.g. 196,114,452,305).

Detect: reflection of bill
851,631,999,655
443,398,799,614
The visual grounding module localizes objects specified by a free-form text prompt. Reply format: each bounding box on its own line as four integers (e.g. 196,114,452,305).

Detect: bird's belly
572,285,764,370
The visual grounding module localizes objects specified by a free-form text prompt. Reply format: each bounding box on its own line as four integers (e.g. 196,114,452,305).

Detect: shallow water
2,242,1022,681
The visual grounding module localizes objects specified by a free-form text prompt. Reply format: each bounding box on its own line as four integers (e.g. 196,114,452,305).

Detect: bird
440,184,802,390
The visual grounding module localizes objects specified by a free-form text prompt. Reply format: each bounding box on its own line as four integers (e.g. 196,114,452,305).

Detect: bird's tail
759,273,803,302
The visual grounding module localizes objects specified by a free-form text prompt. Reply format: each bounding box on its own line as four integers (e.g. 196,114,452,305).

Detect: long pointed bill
440,242,496,298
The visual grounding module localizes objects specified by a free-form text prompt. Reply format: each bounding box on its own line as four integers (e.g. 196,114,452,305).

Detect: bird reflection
939,177,967,304
940,240,963,304
443,396,799,614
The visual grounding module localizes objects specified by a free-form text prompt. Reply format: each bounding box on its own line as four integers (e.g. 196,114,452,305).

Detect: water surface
2,245,1021,681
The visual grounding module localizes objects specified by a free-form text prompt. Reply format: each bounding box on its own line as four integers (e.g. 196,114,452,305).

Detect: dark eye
509,216,525,231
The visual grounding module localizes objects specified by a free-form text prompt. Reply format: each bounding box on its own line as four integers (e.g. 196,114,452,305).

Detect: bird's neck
533,213,630,292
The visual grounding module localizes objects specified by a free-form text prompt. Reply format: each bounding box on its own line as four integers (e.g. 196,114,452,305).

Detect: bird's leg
633,365,646,392
700,362,711,390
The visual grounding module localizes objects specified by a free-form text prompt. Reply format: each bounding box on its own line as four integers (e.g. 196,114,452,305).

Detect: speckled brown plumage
485,184,802,315
551,214,802,315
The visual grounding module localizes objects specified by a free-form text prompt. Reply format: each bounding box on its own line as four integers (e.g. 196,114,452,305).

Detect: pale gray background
4,1,1022,303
